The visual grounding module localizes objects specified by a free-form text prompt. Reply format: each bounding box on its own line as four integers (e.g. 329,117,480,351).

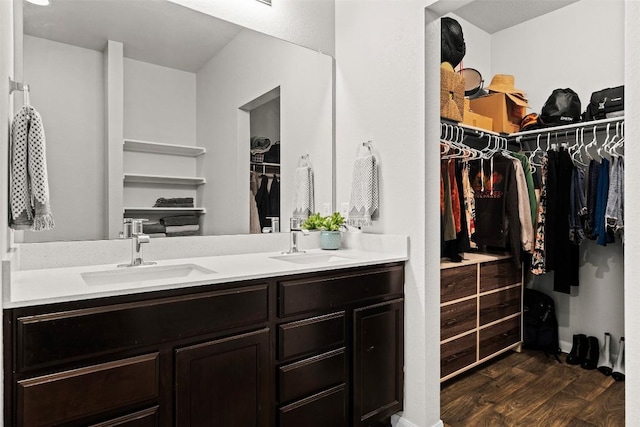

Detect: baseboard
391,413,444,427
559,339,571,354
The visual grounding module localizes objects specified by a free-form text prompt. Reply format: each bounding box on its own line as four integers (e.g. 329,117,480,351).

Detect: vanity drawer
480,260,521,292
441,265,477,303
479,315,521,359
279,385,347,427
441,332,476,379
15,284,268,372
278,312,345,361
278,265,404,317
441,299,477,341
90,406,159,427
479,287,521,326
17,353,158,427
278,348,346,404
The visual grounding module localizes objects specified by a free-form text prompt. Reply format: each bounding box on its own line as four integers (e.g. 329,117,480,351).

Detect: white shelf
124,207,207,214
123,139,206,157
123,173,206,186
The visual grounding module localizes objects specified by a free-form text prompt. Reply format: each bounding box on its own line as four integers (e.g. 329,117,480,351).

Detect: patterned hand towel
293,166,315,219
347,153,379,227
10,105,55,231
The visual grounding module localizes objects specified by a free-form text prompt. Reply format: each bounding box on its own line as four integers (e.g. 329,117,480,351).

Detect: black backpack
523,288,561,362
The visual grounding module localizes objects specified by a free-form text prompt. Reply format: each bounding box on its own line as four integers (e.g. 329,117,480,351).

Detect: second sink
270,252,353,265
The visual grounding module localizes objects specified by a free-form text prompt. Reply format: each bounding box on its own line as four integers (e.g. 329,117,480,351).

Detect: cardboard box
462,99,493,131
469,93,528,134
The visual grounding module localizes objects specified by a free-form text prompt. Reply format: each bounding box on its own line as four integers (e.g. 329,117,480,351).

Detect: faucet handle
130,218,149,235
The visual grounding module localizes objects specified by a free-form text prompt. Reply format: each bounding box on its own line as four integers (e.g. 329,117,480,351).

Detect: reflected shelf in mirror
124,139,206,157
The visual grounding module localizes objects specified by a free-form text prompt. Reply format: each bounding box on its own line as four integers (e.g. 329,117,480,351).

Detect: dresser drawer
15,284,268,372
278,312,345,361
279,385,347,427
441,299,477,341
279,348,346,404
441,333,476,378
479,287,521,326
17,353,158,426
480,260,521,292
278,265,404,317
479,315,521,359
441,265,477,303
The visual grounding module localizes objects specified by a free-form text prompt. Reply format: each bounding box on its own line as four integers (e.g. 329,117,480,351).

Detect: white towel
10,105,55,231
347,153,379,227
292,166,314,219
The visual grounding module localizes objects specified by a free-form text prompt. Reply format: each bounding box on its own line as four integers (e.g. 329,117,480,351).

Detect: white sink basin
81,263,216,286
270,252,353,265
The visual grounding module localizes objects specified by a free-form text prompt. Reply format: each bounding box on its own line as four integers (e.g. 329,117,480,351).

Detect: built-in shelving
123,173,206,186
123,139,206,157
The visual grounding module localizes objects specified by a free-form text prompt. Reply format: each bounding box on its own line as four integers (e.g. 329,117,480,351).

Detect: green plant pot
320,230,342,250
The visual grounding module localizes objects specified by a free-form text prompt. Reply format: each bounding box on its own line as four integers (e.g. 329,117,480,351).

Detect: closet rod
513,116,624,140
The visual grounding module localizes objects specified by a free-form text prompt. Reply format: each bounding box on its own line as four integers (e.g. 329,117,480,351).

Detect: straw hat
485,74,525,97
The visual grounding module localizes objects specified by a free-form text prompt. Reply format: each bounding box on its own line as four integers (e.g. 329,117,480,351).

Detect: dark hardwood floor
441,350,625,427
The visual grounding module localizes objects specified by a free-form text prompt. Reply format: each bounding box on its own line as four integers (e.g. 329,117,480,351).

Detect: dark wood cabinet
4,262,405,426
175,328,270,427
353,299,404,427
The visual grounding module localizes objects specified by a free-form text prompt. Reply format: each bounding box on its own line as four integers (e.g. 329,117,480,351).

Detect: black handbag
583,85,624,121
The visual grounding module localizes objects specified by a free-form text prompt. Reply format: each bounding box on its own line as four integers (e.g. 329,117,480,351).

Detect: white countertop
7,248,407,308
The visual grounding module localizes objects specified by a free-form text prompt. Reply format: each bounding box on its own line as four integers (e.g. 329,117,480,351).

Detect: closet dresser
440,252,523,381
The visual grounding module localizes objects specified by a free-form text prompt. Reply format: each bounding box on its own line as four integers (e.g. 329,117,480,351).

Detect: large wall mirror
15,0,333,243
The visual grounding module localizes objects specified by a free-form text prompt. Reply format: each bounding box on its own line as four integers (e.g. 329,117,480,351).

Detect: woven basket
440,67,465,122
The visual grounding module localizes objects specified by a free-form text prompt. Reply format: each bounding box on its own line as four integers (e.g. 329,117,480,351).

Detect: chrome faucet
284,217,310,254
119,218,156,267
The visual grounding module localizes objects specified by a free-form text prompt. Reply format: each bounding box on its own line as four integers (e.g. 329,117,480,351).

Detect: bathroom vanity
3,246,405,426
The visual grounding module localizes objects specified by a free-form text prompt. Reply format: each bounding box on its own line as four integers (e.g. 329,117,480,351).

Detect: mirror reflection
18,0,333,243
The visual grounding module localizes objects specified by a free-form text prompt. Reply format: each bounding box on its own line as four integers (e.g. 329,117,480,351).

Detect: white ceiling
23,0,244,72
450,0,581,34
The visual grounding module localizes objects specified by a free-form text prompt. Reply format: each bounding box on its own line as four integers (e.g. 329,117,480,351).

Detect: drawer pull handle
444,319,457,326
367,346,375,352
443,354,459,363
499,303,510,308
502,333,510,338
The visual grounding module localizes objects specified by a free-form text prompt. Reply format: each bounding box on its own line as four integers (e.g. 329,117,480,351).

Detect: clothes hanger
597,123,611,160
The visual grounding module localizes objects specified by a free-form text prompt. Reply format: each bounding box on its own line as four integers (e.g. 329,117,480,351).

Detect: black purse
583,86,624,121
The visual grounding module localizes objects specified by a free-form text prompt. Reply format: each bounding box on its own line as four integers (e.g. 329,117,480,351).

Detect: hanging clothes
512,152,538,226
469,153,521,264
255,174,271,230
250,171,262,234
569,167,587,245
461,162,476,244
548,148,579,293
584,159,600,240
594,158,615,246
269,176,281,218
511,157,534,253
442,159,471,261
441,160,457,242
605,157,624,240
531,153,549,275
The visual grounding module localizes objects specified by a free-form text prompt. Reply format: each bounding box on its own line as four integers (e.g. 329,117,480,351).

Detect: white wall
196,29,333,235
123,58,196,145
491,0,625,114
22,35,105,243
167,0,335,57
335,1,441,426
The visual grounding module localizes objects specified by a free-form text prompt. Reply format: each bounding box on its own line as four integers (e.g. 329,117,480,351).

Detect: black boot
566,334,588,365
581,336,600,370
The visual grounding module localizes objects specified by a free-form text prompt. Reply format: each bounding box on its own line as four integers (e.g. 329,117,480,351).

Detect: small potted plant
302,212,346,250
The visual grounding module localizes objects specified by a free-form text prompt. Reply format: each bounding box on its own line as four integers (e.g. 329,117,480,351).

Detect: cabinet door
353,299,404,427
175,329,270,427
